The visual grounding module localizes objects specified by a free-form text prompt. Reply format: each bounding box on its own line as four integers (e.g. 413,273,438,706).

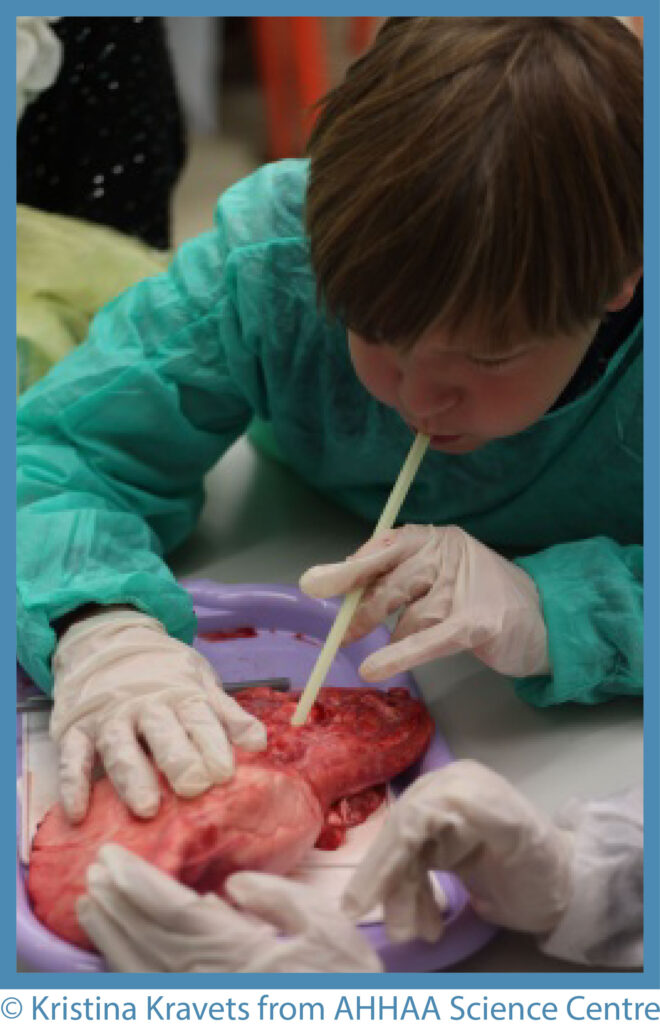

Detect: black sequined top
17,16,186,250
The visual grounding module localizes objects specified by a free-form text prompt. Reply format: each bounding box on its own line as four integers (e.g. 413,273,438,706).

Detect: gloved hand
50,609,267,823
300,525,549,681
77,844,383,973
342,760,573,943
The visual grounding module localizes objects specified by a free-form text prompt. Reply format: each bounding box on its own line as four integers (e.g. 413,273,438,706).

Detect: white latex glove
342,760,573,943
300,525,549,680
76,844,383,973
16,17,62,122
51,610,267,823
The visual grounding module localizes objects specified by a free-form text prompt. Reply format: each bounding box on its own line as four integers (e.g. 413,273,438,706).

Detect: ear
616,16,643,43
605,268,642,312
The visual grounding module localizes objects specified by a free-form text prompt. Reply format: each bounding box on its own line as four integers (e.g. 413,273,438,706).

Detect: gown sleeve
17,217,255,692
514,537,642,705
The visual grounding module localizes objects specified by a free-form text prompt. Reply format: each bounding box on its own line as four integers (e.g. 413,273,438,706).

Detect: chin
429,435,487,454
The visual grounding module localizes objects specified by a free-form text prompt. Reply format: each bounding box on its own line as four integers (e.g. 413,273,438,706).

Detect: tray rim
17,579,495,973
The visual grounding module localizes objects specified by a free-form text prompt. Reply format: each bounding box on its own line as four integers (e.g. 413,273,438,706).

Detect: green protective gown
17,160,643,706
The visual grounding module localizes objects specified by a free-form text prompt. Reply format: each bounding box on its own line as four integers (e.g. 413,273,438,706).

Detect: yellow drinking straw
291,433,430,726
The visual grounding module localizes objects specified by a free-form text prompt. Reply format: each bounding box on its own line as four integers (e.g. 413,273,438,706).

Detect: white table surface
19,436,642,975
167,437,644,975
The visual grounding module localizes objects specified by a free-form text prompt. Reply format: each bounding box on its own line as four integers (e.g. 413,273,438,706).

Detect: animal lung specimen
29,686,433,948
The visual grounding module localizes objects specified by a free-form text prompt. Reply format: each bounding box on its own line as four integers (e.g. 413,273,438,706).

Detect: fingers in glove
226,871,318,935
94,844,205,921
84,859,222,972
93,845,274,943
389,584,455,645
226,872,385,973
58,727,95,823
381,870,421,943
137,703,214,799
350,526,460,646
299,528,423,600
175,696,235,783
232,876,384,973
96,717,161,818
227,871,358,945
343,774,453,919
204,682,268,752
382,867,444,944
342,832,414,922
359,615,494,681
76,894,156,973
83,847,266,972
344,552,439,644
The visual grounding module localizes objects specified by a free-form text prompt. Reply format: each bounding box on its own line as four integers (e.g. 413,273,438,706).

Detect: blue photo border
7,2,658,991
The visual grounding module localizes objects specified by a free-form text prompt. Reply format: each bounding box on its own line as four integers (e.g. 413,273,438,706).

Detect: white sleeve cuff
538,789,643,969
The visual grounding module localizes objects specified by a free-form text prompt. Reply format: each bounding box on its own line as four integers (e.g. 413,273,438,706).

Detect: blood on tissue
315,785,387,850
197,626,318,644
198,626,258,641
294,632,319,645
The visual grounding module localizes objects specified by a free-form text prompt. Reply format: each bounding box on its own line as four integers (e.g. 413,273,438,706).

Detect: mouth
404,421,464,444
402,417,475,449
429,433,465,448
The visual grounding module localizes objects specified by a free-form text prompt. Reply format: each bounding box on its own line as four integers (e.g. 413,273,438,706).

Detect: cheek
349,341,400,405
471,365,571,434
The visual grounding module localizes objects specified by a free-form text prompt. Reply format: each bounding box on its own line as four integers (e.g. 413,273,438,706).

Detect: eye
468,353,521,370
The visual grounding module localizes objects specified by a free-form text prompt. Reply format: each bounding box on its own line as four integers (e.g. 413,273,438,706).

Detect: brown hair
306,17,643,351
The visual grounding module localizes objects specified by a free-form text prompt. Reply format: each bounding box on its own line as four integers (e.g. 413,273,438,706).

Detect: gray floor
171,17,361,245
172,88,262,247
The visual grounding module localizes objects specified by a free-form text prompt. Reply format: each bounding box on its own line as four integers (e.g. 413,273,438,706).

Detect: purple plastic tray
17,580,495,973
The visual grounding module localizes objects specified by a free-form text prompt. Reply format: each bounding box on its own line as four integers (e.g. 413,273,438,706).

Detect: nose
398,365,461,422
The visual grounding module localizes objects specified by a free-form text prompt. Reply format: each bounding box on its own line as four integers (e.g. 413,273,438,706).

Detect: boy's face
348,320,599,454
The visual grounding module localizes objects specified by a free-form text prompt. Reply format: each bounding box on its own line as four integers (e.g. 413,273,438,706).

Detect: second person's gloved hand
77,844,383,973
342,760,573,943
50,609,267,823
300,525,550,681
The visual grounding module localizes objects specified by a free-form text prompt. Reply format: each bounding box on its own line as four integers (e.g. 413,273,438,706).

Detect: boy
17,18,643,824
